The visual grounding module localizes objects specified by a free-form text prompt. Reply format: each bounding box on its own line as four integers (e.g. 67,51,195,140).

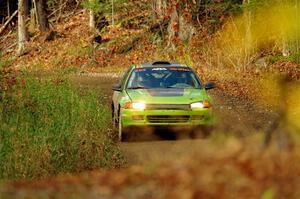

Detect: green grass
268,52,300,64
0,58,13,70
66,41,94,58
0,71,124,180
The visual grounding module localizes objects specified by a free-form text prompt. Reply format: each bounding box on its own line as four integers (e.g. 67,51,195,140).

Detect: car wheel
190,126,213,139
118,114,128,142
111,111,119,142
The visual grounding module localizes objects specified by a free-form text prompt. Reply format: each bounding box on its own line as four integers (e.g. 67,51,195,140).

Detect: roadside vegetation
3,135,300,198
0,64,124,180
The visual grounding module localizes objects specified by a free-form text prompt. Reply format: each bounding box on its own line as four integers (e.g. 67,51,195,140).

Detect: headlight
132,102,146,110
124,102,146,110
190,100,211,109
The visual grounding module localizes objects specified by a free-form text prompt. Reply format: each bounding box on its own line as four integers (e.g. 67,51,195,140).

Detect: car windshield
126,67,202,89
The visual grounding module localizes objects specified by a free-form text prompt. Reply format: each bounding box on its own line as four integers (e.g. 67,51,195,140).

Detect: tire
111,111,119,142
118,114,128,142
190,126,213,139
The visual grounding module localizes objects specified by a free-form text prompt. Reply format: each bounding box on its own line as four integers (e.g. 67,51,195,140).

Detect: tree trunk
167,1,194,49
17,0,28,55
7,0,11,28
111,0,115,26
0,10,18,35
35,0,49,32
152,0,167,19
152,0,162,17
167,3,179,49
89,0,95,30
89,10,95,30
24,0,30,17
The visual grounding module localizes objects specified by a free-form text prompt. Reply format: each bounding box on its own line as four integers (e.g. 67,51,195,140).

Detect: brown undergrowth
2,135,300,199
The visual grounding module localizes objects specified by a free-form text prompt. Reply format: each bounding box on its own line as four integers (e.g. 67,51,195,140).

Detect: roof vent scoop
152,61,171,65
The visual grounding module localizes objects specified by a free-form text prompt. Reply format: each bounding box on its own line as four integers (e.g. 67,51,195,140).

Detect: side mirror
204,81,216,90
112,84,122,91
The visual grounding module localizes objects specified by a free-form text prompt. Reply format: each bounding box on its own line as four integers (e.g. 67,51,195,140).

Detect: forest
1,0,300,198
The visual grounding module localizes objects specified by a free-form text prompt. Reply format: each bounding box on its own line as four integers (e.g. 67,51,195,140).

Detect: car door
112,66,133,118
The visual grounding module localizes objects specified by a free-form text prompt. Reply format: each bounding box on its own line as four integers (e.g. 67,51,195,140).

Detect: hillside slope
1,4,299,103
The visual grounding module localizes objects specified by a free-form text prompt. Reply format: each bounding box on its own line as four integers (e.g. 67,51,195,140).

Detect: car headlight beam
125,102,146,110
132,102,146,110
190,100,211,109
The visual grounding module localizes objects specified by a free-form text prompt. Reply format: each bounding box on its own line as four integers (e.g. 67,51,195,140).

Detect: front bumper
121,108,214,128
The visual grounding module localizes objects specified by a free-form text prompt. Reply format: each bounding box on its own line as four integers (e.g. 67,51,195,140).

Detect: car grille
146,104,190,110
147,115,190,123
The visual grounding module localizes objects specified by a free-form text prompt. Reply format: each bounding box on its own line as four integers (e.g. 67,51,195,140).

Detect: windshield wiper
163,86,193,89
127,86,148,89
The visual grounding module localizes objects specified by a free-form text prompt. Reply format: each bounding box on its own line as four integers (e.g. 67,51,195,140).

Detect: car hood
126,88,209,104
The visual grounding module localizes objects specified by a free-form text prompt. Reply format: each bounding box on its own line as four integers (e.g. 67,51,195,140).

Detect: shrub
0,72,123,180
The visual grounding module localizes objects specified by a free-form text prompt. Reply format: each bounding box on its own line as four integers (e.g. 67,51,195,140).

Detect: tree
24,0,30,17
165,1,194,49
89,0,95,30
34,0,49,32
111,0,114,26
17,0,28,55
152,0,167,18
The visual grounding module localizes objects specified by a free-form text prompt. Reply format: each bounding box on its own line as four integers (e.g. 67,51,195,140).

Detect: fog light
132,115,144,120
191,115,204,120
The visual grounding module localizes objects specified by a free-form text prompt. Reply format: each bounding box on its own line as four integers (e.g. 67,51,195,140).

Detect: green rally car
112,61,215,141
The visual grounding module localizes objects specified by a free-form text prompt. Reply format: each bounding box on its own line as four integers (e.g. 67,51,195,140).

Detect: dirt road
74,74,275,165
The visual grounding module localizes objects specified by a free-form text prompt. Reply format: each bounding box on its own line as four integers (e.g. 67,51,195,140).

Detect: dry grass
0,71,124,180
2,135,300,199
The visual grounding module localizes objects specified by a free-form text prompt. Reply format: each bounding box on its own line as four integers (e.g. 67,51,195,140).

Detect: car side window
120,67,132,88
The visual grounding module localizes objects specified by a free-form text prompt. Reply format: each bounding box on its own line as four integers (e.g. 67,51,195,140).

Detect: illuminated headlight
125,102,146,110
190,100,211,109
132,102,146,110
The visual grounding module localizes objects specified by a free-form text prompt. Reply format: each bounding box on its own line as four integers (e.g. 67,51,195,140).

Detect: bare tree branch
0,10,18,36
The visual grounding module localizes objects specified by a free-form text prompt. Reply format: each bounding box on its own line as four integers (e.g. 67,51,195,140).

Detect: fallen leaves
3,136,300,199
